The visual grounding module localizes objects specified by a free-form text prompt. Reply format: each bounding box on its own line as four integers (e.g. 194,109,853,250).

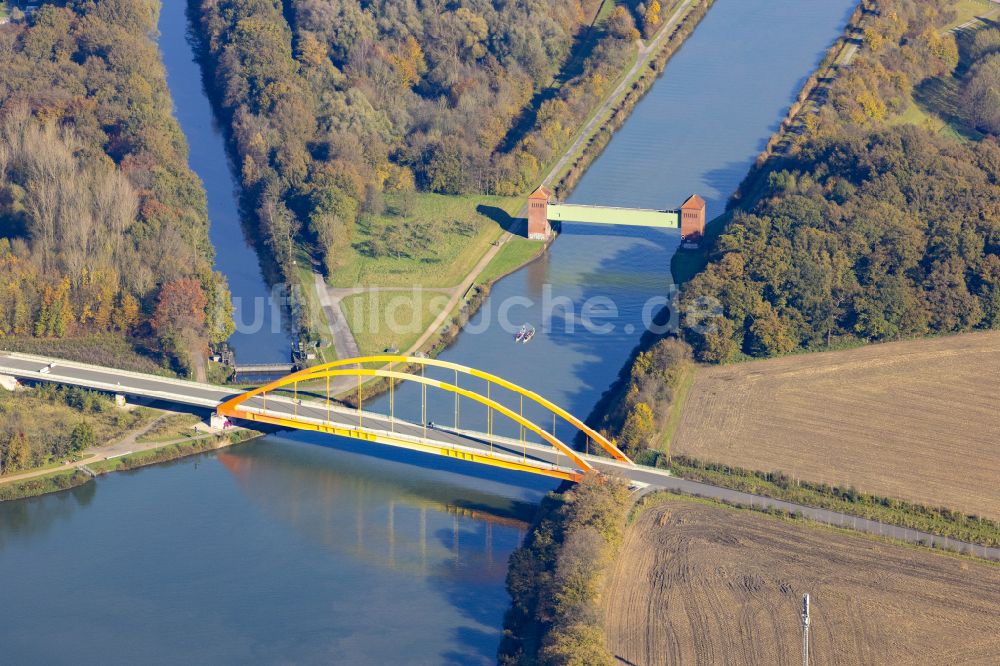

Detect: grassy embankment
88,429,259,475
326,193,529,357
0,383,261,502
135,413,203,444
0,335,173,375
0,385,155,475
328,193,521,289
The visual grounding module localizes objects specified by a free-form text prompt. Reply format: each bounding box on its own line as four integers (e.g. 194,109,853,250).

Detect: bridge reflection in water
217,443,533,580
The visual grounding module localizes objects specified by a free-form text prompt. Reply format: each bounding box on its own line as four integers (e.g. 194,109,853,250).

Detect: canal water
158,0,295,364
0,1,858,663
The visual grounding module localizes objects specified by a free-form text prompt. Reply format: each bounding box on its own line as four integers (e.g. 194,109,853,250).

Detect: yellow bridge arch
217,355,633,481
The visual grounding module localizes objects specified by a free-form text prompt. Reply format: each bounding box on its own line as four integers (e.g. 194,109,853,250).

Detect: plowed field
604,500,1000,665
672,332,1000,520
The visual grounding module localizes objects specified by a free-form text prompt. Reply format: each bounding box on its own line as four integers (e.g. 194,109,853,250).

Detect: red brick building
680,194,706,242
527,186,552,239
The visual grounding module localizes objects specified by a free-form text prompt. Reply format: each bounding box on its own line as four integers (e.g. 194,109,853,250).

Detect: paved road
2,351,996,559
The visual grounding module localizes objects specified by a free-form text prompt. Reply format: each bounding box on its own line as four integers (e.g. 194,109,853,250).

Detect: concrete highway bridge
0,351,648,483
2,350,999,559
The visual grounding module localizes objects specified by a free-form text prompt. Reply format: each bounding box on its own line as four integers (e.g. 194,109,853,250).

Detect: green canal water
0,1,857,663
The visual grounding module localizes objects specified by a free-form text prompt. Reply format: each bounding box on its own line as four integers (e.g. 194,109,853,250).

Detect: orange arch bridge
217,355,633,481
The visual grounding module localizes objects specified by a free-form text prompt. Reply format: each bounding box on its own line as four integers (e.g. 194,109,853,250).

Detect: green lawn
475,238,545,286
327,193,519,289
340,290,450,356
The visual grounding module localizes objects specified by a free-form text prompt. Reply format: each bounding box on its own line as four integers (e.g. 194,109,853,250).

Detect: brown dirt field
672,332,1000,520
603,499,1000,666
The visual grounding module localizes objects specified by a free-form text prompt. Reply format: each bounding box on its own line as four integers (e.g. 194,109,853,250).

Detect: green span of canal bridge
526,187,706,240
546,203,679,228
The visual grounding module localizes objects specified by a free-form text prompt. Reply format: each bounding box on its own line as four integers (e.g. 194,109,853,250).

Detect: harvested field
672,332,1000,520
604,499,1000,666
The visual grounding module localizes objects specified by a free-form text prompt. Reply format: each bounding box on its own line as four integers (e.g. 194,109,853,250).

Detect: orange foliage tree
153,278,207,338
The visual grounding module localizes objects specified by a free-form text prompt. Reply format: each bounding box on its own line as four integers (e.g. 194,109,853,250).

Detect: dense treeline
291,0,601,195
196,0,649,283
0,1,233,371
960,25,1000,134
681,0,1000,362
600,338,692,459
683,128,1000,360
500,474,629,666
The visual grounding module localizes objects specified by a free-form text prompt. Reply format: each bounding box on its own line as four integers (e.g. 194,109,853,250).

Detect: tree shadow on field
476,205,524,236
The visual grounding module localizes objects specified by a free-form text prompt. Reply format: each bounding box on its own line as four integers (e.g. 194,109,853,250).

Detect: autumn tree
606,6,638,41
963,53,1000,135
154,278,207,337
642,1,663,38
2,432,32,473
618,402,655,455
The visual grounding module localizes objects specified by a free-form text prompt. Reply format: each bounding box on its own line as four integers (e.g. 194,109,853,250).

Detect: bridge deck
547,203,679,228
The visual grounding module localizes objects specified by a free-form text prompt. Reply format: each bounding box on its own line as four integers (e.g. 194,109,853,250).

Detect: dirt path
604,500,1000,666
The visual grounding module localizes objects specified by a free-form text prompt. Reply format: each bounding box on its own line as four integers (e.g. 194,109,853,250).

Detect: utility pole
801,593,811,666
